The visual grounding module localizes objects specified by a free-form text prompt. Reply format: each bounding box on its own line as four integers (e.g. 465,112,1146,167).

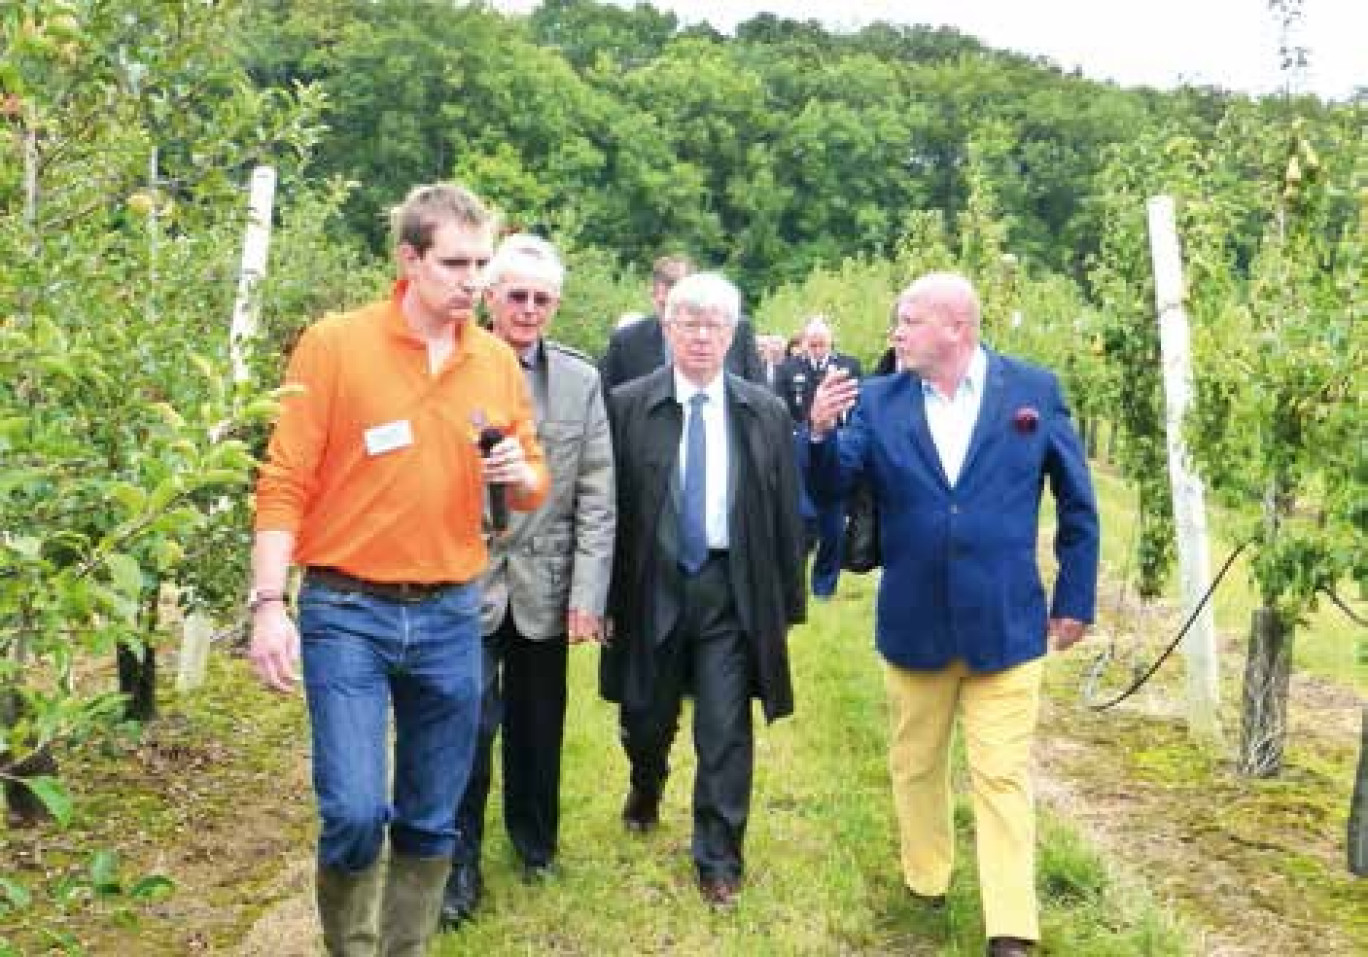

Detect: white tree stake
180,167,277,692
1147,195,1223,745
228,165,277,385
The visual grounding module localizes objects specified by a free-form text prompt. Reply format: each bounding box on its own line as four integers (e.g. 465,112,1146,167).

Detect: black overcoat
601,367,806,723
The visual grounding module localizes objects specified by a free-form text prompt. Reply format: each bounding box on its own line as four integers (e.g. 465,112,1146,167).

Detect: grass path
6,469,1363,953
229,576,1187,956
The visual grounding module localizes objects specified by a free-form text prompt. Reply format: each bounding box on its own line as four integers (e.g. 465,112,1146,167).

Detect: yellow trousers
884,657,1043,942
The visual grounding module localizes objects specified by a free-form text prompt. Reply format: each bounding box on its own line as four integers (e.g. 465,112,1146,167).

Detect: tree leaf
104,552,143,598
17,776,74,827
128,875,175,901
89,849,122,895
109,482,148,514
0,876,31,912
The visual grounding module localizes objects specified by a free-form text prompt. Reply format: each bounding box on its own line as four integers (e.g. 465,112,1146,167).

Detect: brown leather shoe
986,937,1034,956
621,787,660,833
699,875,741,908
908,889,946,910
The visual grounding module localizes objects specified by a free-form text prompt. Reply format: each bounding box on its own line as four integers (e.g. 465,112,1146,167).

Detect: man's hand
481,435,538,494
248,605,301,693
1048,617,1088,652
567,608,603,645
809,367,859,439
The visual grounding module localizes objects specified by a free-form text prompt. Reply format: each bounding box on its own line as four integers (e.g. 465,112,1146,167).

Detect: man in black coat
601,271,806,908
774,316,864,599
599,254,765,392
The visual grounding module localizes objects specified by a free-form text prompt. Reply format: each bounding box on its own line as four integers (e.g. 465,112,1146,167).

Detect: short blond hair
391,183,498,254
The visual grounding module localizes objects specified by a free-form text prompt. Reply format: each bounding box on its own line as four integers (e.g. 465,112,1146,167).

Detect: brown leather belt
306,567,455,604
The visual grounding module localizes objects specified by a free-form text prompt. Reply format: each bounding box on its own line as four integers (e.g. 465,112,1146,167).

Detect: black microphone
477,424,509,533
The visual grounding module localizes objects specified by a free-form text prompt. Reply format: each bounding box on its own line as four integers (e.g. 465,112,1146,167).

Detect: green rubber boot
378,854,451,957
316,863,382,956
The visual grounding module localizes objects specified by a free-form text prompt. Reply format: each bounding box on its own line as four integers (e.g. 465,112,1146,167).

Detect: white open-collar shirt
922,346,987,488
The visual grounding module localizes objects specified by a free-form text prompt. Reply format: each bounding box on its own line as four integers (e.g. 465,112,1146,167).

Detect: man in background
757,333,788,391
441,234,615,927
775,316,863,600
599,254,764,391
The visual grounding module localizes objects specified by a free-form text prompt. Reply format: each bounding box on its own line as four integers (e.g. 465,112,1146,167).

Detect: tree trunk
1,687,59,826
1079,417,1098,459
118,643,158,722
3,745,59,827
1349,706,1368,876
1238,607,1292,776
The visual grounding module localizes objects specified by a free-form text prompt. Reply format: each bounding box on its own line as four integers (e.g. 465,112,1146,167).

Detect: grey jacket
480,340,616,639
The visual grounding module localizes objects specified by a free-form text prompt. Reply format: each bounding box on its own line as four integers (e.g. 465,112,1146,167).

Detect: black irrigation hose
1087,540,1250,711
1321,587,1368,629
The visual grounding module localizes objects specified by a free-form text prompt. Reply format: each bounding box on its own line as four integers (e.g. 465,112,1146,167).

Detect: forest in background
235,0,1355,284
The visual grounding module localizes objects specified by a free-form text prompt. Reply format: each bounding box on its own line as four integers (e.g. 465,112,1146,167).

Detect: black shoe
520,858,557,884
986,937,1034,956
699,874,742,908
622,787,660,833
438,860,482,931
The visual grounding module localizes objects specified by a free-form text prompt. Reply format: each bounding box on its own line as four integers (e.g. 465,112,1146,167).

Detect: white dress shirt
674,370,730,549
923,347,987,487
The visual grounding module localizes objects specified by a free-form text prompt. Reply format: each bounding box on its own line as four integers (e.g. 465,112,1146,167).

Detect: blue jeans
299,579,483,872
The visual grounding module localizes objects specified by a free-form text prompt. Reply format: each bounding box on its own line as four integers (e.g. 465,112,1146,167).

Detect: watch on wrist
247,587,286,614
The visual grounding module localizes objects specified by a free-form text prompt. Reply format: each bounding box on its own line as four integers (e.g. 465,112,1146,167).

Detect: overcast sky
488,0,1364,101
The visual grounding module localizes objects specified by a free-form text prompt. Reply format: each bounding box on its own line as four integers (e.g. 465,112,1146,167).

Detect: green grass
435,573,1191,955
1089,466,1366,697
14,455,1363,954
0,654,314,955
1038,660,1367,954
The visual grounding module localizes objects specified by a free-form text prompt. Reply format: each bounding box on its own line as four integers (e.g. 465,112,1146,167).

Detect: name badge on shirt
364,419,414,457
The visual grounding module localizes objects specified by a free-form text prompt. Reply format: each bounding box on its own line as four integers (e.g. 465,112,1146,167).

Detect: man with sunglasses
248,183,548,956
440,234,615,928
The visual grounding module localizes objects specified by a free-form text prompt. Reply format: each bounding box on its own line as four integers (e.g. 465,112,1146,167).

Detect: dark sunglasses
506,289,556,307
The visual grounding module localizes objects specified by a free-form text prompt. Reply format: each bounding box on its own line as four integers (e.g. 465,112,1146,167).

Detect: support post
1146,195,1223,746
180,167,276,687
176,614,214,694
228,165,277,385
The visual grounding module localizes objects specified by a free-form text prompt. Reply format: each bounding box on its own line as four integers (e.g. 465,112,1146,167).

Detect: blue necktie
679,393,709,575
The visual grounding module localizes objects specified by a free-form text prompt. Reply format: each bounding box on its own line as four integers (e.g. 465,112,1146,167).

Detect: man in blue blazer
807,272,1098,957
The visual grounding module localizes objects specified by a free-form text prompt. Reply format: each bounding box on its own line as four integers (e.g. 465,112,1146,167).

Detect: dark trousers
809,497,846,598
621,554,754,881
453,615,568,869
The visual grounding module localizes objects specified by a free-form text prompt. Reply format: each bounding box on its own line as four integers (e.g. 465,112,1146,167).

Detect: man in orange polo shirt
248,183,547,956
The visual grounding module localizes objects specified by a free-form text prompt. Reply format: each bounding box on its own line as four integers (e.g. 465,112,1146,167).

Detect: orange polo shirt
254,281,547,584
